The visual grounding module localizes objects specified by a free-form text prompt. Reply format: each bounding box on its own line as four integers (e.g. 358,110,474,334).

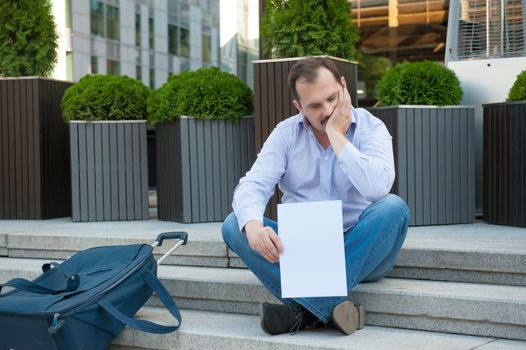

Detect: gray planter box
0,77,72,219
69,121,149,222
483,101,526,227
369,106,475,226
156,116,255,223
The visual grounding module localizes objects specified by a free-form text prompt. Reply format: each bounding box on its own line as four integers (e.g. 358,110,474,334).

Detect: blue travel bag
0,232,187,350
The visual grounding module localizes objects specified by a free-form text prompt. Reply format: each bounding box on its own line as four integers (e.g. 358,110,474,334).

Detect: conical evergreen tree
261,0,359,60
0,0,58,77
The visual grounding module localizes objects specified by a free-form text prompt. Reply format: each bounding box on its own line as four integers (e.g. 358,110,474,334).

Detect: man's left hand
326,77,352,155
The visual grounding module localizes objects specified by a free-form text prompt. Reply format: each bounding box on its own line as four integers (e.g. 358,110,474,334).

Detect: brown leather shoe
260,302,318,335
331,300,366,335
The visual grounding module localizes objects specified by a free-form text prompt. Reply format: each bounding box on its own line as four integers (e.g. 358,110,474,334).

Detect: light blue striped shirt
233,107,395,232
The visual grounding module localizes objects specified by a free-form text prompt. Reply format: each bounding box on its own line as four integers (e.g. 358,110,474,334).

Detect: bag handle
97,269,181,334
0,274,80,295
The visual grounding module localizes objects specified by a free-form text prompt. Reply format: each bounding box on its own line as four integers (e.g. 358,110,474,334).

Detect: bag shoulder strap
97,269,181,334
0,274,79,296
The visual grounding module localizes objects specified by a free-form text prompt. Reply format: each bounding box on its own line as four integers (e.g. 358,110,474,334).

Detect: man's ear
292,99,302,113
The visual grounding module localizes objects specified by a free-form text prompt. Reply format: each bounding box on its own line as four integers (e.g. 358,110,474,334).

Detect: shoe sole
331,300,359,335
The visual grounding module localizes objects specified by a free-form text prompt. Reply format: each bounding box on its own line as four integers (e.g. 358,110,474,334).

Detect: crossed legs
222,194,410,330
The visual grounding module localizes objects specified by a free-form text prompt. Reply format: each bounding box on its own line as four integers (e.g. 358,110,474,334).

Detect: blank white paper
278,200,347,298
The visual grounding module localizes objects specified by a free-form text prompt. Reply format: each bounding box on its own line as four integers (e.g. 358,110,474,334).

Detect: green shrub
261,0,358,60
61,75,149,122
0,0,58,77
508,70,526,101
148,67,253,124
376,61,463,106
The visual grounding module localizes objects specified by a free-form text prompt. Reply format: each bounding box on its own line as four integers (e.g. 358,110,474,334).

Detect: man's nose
323,101,337,118
322,102,332,117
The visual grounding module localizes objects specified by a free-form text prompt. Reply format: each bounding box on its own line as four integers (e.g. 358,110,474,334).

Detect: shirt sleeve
232,124,289,231
336,110,395,202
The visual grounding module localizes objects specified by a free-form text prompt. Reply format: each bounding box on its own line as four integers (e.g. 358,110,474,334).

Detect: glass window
149,17,154,50
91,56,98,74
135,13,141,46
90,0,104,36
149,68,155,89
168,24,178,55
168,25,191,57
202,33,211,63
136,65,142,81
107,60,120,75
66,51,73,80
180,27,190,58
106,4,120,40
65,0,72,29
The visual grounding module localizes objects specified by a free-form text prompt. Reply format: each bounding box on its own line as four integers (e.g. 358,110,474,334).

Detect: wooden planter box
69,121,149,222
483,101,526,227
370,106,475,226
0,77,72,219
254,56,358,219
156,116,255,223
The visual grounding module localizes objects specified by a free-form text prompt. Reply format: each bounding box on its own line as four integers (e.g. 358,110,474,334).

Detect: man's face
293,67,342,134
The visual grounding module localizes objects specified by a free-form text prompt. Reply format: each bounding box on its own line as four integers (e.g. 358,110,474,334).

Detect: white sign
278,200,347,298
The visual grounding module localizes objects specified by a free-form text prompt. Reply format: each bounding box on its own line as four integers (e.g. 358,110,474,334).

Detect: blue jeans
221,194,410,323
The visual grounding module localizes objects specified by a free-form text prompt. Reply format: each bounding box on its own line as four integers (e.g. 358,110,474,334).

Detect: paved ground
2,218,525,252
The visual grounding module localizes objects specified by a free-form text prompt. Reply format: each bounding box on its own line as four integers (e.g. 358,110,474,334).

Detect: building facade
51,0,258,88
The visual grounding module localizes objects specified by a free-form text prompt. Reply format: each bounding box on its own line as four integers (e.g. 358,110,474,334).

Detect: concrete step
228,222,526,286
1,219,526,286
0,219,227,267
392,222,526,286
108,307,526,350
158,267,526,341
2,258,525,340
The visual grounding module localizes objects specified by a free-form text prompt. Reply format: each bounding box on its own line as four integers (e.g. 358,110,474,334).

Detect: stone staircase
0,219,525,349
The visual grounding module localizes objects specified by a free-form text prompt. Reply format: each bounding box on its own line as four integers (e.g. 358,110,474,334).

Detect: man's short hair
288,57,342,101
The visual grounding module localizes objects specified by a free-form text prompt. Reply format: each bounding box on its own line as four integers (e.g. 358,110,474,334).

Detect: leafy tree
0,0,58,77
261,0,359,60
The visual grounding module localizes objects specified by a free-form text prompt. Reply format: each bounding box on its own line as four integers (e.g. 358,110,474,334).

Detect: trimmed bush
508,70,526,101
0,0,58,77
261,0,358,60
376,61,463,106
61,75,149,122
148,67,253,124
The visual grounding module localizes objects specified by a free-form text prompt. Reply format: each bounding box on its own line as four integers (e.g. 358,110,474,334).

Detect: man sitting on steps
222,57,410,335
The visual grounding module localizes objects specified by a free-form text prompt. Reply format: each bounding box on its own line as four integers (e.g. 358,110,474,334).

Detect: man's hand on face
244,220,283,263
326,76,352,137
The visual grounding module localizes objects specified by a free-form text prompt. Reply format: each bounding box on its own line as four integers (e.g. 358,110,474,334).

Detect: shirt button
325,156,329,160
